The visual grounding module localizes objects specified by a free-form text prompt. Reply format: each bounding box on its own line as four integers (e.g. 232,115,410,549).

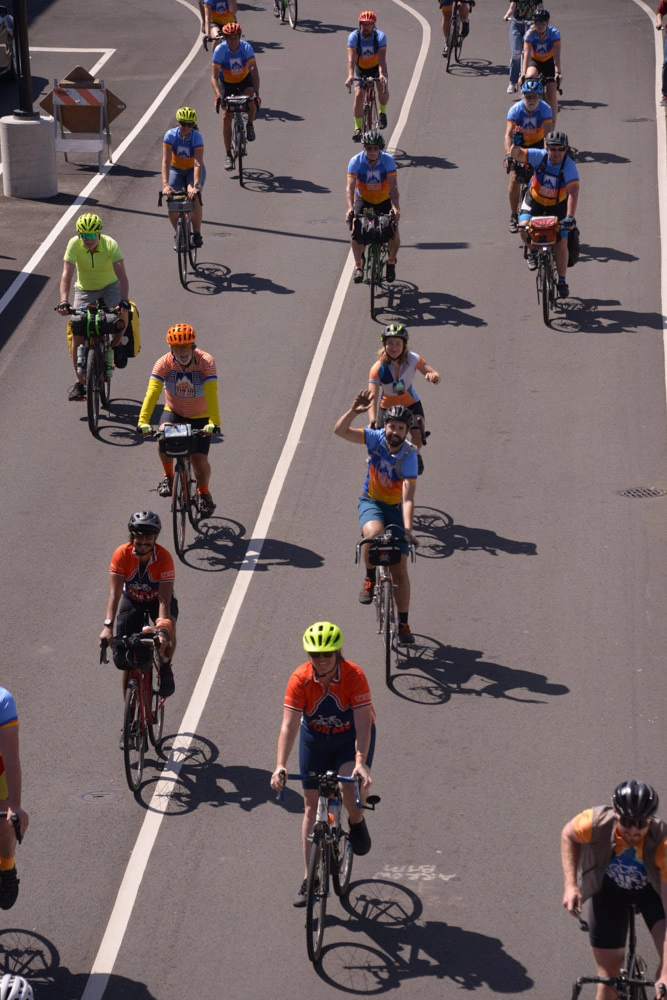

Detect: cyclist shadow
261,106,305,122
559,98,608,110
550,299,665,335
180,262,295,296
577,246,638,264
390,148,457,171
413,505,537,559
0,929,158,999
238,168,330,195
390,638,569,705
375,281,487,328
93,399,145,447
293,18,351,32
448,59,508,77
573,150,630,165
180,527,324,572
316,879,533,993
246,39,285,52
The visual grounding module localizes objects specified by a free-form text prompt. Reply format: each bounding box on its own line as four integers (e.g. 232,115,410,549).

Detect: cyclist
505,78,553,233
269,622,375,907
210,21,260,171
504,0,543,94
161,107,205,250
137,324,220,517
440,0,471,58
202,0,237,37
368,324,440,475
346,129,400,284
99,511,177,702
509,128,579,298
345,10,389,142
334,390,418,643
0,687,29,910
561,780,667,1000
56,213,130,402
520,9,561,125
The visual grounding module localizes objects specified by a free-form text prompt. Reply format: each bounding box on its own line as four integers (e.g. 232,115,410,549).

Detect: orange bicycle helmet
166,324,196,345
359,10,377,21
222,20,242,34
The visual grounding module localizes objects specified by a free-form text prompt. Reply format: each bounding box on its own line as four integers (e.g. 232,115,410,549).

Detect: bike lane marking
79,4,431,999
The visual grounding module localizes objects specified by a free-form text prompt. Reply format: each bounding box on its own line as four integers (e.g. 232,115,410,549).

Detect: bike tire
236,123,244,187
454,19,464,61
306,829,329,964
446,18,457,71
185,461,199,528
177,216,188,288
187,217,198,270
123,681,145,792
287,0,297,28
331,827,353,898
85,347,100,436
172,464,188,558
540,255,550,326
100,343,111,410
148,653,164,747
369,246,379,319
382,576,393,686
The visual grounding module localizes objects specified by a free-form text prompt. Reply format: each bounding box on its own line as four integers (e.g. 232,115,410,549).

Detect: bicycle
100,627,165,792
351,208,396,319
277,770,380,963
0,812,22,845
59,301,124,436
348,76,380,134
274,0,298,29
356,526,416,687
158,190,202,289
215,94,257,187
526,215,560,326
445,0,474,72
155,424,217,558
571,907,666,1000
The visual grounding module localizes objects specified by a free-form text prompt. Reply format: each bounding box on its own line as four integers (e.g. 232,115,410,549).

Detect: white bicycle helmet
0,976,34,1000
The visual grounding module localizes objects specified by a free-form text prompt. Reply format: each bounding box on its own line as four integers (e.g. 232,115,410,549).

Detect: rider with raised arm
505,77,553,233
202,0,237,38
334,390,418,644
346,10,389,142
56,213,130,402
161,107,205,251
368,324,440,476
269,622,375,907
504,0,543,94
346,129,400,284
561,781,667,1000
520,8,561,125
440,0,471,58
210,21,260,171
137,324,220,517
509,128,579,297
100,511,177,703
0,687,29,910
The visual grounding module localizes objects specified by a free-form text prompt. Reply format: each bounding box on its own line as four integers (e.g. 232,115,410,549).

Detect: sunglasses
79,233,99,241
309,651,336,659
618,816,649,830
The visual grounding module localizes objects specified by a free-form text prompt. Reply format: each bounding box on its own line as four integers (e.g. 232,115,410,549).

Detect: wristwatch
103,618,113,627
194,183,201,190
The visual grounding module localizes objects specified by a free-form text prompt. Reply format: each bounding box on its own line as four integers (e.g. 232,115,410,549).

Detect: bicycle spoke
172,465,188,558
306,829,329,963
332,827,353,898
287,0,297,28
177,217,188,288
123,682,144,791
85,347,100,436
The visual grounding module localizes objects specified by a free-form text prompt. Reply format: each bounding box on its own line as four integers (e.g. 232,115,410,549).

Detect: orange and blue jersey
162,126,204,173
369,351,428,409
523,24,560,65
524,147,579,206
138,349,221,426
110,542,175,604
202,0,235,26
347,150,397,206
0,688,18,801
347,27,387,71
211,38,256,85
573,808,667,890
507,98,553,148
355,426,418,505
284,659,375,747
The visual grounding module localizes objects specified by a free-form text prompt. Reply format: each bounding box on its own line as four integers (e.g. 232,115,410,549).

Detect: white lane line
0,0,201,319
79,4,430,999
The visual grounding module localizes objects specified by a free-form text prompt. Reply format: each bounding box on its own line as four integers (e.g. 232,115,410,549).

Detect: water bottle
105,347,114,378
329,799,342,830
76,343,86,376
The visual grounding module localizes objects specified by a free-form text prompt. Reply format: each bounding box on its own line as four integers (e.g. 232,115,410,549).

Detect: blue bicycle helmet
521,79,544,95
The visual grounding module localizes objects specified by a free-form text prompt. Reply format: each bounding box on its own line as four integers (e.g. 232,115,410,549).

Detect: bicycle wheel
185,460,199,528
177,216,188,288
306,829,329,964
382,577,393,686
331,826,353,898
123,681,145,791
85,346,100,435
446,16,458,71
369,245,380,319
540,254,550,326
454,14,464,61
287,0,297,27
100,342,111,409
236,122,245,187
147,654,164,747
172,463,188,557
187,216,198,270
628,955,650,1000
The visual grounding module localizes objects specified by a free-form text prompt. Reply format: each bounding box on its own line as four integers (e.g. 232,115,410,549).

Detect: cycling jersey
355,426,418,505
347,150,397,206
138,348,221,426
507,98,553,147
162,126,204,173
369,351,428,408
63,234,123,291
212,38,256,86
202,0,235,25
110,542,175,604
0,688,18,801
524,147,578,206
347,27,387,71
284,658,375,748
573,808,667,891
523,24,560,66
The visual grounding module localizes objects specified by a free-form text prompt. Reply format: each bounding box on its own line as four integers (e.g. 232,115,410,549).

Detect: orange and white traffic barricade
50,78,112,172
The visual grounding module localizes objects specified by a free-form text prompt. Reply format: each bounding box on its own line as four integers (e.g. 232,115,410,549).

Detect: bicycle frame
223,96,256,187
353,77,379,133
162,192,200,288
68,303,118,435
571,906,663,1000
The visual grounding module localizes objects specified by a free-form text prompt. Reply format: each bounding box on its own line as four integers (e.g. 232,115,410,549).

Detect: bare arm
269,708,301,790
99,573,125,644
189,147,204,195
0,726,29,836
377,47,388,83
113,259,130,301
421,362,440,383
504,120,516,156
162,144,174,195
334,389,373,441
346,173,357,216
561,820,582,914
351,704,373,787
388,173,400,219
553,39,561,76
211,60,223,99
656,885,667,989
249,62,260,96
346,46,356,87
367,380,381,424
59,260,76,302
566,180,579,217
401,477,416,536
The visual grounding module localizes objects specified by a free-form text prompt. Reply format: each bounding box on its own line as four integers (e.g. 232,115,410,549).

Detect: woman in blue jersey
161,106,206,249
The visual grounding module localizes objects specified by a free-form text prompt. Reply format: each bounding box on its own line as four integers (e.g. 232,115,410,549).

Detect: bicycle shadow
413,506,537,560
558,98,608,110
573,150,630,165
389,147,457,171
389,637,569,705
293,18,350,33
549,299,665,335
315,880,533,993
447,58,508,78
373,281,487,328
0,929,158,999
93,399,145,447
179,524,324,573
180,262,295,296
261,106,305,122
245,38,285,52
237,168,330,195
576,245,638,264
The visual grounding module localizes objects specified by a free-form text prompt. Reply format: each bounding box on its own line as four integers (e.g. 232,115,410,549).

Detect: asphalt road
1,0,666,998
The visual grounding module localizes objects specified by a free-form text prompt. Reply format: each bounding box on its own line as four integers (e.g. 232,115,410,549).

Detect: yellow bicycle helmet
166,323,196,345
303,622,343,653
76,213,103,235
176,106,197,125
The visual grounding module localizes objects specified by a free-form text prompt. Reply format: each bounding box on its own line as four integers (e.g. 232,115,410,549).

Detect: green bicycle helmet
303,621,343,653
381,323,409,342
176,106,197,125
76,213,103,235
362,129,385,149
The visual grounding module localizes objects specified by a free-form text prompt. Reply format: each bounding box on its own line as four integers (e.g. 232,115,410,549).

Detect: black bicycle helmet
362,128,385,149
612,780,659,819
533,8,550,22
546,129,568,147
128,510,162,534
384,405,413,428
381,323,409,342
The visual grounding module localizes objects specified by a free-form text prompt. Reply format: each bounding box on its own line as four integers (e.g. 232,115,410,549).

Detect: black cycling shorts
112,593,179,670
222,78,253,98
298,725,376,790
159,412,212,456
587,877,665,950
353,196,392,218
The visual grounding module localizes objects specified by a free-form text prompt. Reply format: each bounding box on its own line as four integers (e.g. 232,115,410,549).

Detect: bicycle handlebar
0,811,22,845
277,771,379,811
100,630,160,664
158,190,203,208
355,528,417,564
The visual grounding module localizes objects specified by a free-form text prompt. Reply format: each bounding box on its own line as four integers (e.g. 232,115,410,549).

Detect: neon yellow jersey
63,234,123,291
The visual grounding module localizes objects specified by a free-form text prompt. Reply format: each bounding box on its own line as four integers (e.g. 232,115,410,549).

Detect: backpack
369,435,417,481
567,226,580,267
354,27,379,56
534,151,569,203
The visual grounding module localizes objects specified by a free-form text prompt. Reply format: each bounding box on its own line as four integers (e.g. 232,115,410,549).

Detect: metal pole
12,0,38,118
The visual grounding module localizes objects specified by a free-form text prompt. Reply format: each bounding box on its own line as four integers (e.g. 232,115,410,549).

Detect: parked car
0,6,16,80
